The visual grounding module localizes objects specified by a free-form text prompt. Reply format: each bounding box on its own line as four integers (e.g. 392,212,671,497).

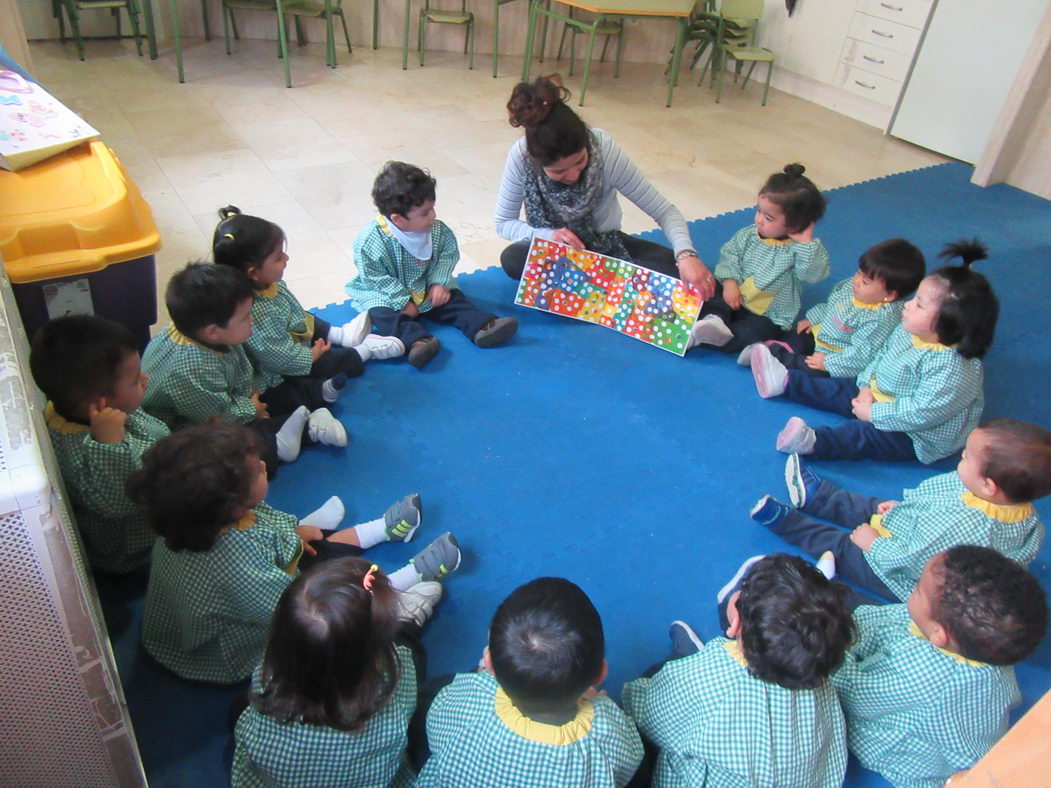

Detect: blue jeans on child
368,290,494,349
784,372,918,462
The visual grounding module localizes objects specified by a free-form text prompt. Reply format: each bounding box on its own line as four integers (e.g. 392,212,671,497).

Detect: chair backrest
719,0,762,20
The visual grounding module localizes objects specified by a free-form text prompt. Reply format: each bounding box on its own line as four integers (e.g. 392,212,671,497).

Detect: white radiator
0,262,146,785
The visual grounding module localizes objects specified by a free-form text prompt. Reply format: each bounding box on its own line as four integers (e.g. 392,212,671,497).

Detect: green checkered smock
415,670,643,788
714,226,830,330
142,502,302,684
345,216,459,313
245,281,316,390
45,404,170,574
867,470,1044,600
231,645,418,788
832,604,1019,788
622,637,847,788
805,277,904,378
856,325,984,463
141,324,262,429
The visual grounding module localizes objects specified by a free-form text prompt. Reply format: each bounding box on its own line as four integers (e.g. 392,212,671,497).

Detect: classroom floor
28,37,945,317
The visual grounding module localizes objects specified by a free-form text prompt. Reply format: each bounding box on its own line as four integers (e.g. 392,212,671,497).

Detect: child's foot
668,620,704,658
474,317,519,347
737,343,758,366
716,554,766,604
328,312,370,347
784,452,822,508
395,581,443,628
300,495,345,529
307,408,348,447
750,343,788,398
776,416,816,455
749,495,791,527
276,405,310,462
385,493,422,542
355,333,405,362
321,373,349,403
816,551,836,580
685,314,733,350
409,532,461,582
408,336,440,368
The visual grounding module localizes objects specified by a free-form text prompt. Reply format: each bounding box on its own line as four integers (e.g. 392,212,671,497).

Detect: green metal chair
491,0,519,78
54,0,144,60
555,6,623,79
418,0,475,69
707,0,774,105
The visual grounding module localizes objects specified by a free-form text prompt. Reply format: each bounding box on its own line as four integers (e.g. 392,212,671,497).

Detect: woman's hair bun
507,75,571,129
938,238,988,269
782,163,806,178
218,205,242,220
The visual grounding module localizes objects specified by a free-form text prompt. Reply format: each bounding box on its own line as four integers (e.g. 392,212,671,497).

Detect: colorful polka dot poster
514,238,703,356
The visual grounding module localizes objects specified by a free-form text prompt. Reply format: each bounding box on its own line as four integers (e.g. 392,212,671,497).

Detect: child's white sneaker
816,551,837,580
308,408,348,447
750,343,788,398
358,333,405,361
685,315,733,350
329,312,370,347
776,417,816,455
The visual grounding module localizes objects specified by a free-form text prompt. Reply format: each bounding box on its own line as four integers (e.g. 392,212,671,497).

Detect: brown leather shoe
408,336,441,368
473,317,518,347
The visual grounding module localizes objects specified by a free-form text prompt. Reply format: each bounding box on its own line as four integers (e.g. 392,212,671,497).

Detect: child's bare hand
876,500,900,514
88,400,126,444
296,525,323,555
552,227,584,250
850,524,880,551
851,396,873,422
251,391,269,419
855,386,875,405
788,223,815,243
722,280,742,310
582,686,608,699
427,284,451,307
796,319,813,334
805,352,827,371
402,301,419,318
311,338,331,360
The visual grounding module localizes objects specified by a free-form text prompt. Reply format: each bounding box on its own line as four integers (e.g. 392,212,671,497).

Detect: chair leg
556,24,568,61
222,4,233,54
294,16,306,46
113,7,121,39
418,15,425,66
613,27,622,78
715,55,727,102
169,0,185,81
339,9,352,53
568,28,576,76
63,0,86,60
742,60,756,89
578,27,598,106
200,0,211,40
491,0,499,77
276,4,292,87
599,33,610,62
128,0,144,56
467,18,474,69
231,7,241,41
762,61,772,106
372,0,379,48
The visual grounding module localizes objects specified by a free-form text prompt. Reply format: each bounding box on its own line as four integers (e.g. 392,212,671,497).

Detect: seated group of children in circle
28,150,1049,788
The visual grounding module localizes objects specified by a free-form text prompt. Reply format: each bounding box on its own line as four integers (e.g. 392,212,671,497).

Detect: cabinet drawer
848,12,921,55
840,38,912,82
835,63,902,106
856,0,932,30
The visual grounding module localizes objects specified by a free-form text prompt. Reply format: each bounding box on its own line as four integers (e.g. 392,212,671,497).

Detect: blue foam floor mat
102,162,1051,786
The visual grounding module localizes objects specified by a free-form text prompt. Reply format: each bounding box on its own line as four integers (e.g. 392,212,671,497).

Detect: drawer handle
854,79,876,89
862,54,885,64
879,2,903,10
871,28,894,38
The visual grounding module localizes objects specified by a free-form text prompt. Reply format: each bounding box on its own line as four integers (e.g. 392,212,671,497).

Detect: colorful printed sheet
514,238,703,356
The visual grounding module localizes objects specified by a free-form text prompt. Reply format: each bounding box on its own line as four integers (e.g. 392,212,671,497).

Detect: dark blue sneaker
668,620,704,658
785,452,822,508
749,495,791,527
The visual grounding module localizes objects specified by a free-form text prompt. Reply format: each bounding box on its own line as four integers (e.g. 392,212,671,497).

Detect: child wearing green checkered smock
689,164,829,355
29,315,170,574
622,554,854,788
414,578,642,787
233,559,431,788
832,547,1047,788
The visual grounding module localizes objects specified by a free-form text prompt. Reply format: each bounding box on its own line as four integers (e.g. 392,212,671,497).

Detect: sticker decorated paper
514,238,703,356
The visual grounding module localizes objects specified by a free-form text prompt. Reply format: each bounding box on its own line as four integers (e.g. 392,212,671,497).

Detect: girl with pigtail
495,76,717,299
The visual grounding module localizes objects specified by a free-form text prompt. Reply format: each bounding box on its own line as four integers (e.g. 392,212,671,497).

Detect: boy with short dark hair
345,161,518,369
751,418,1048,601
745,237,925,381
622,554,855,788
415,577,643,787
30,315,170,574
833,546,1047,787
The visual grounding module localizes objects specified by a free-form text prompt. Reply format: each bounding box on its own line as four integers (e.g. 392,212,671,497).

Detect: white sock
387,564,418,592
321,378,340,403
275,406,309,462
816,551,837,580
300,496,345,529
354,344,371,363
353,517,387,550
326,325,343,345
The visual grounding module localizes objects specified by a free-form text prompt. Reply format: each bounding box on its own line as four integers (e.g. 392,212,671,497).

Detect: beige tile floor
29,37,945,317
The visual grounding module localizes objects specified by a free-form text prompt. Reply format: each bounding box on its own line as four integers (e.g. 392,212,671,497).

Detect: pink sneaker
776,417,816,454
751,344,788,398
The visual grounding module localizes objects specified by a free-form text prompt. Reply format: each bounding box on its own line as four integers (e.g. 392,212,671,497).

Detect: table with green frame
520,0,694,106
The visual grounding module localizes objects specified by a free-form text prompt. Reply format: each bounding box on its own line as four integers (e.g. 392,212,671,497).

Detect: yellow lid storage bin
0,140,162,348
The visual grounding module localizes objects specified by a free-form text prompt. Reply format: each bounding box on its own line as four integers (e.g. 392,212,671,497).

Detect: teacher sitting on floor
495,75,716,299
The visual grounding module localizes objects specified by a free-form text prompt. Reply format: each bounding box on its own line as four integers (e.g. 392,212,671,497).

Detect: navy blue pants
368,290,494,348
310,315,366,379
768,337,830,378
784,372,917,462
698,281,783,354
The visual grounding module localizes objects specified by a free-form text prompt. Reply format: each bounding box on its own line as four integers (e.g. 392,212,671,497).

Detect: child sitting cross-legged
751,418,1048,603
833,546,1048,788
30,315,170,575
741,237,925,379
142,262,347,476
127,422,462,684
413,577,644,787
346,161,518,369
622,554,855,788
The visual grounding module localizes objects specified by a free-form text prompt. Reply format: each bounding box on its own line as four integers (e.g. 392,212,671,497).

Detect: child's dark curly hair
933,545,1047,665
759,164,826,234
736,554,856,689
371,161,436,219
929,239,998,359
126,423,263,552
506,75,591,166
